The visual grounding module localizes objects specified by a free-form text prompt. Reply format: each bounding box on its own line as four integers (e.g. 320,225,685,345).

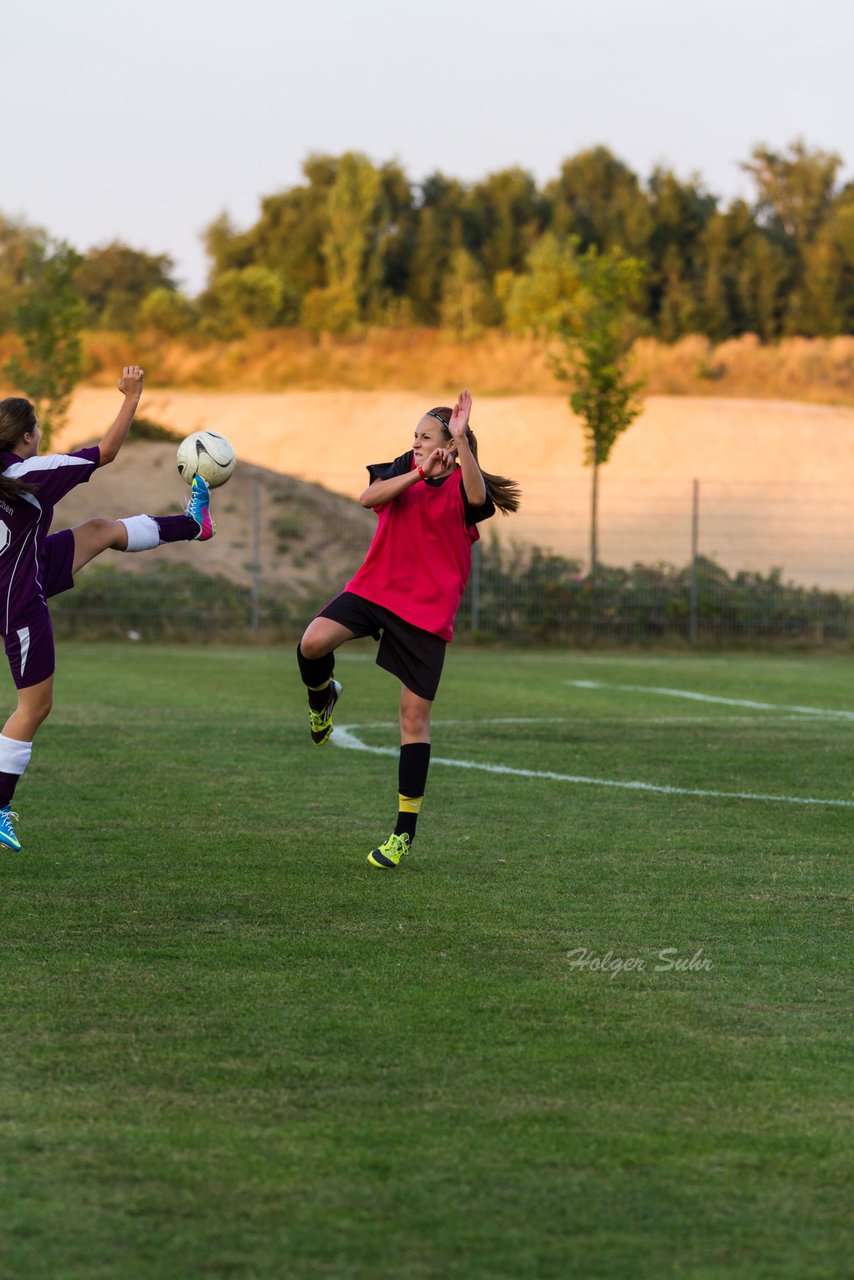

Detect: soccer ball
176,431,236,488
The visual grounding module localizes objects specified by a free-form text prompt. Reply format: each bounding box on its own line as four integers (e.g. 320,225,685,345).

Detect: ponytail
0,398,38,501
428,406,521,515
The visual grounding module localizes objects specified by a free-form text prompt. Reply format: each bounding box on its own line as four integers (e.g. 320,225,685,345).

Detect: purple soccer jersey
0,447,100,633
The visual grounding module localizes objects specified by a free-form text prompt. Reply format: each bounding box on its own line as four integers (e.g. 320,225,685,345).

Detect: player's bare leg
70,518,129,573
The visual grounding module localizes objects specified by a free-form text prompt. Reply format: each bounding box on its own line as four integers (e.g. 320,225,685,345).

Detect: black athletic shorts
318,591,446,701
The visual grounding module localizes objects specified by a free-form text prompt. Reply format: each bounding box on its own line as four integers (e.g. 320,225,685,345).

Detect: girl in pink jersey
297,389,520,868
0,366,215,852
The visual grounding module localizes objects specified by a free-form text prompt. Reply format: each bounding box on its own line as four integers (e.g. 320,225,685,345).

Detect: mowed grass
1,644,852,1280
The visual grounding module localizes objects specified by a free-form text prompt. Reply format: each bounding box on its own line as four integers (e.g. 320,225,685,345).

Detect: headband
426,411,449,428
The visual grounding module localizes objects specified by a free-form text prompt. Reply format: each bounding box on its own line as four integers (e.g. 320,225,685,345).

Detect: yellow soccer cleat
367,831,411,869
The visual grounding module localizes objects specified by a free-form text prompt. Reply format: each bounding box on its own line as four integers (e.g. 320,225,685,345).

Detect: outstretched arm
97,365,144,465
447,389,487,506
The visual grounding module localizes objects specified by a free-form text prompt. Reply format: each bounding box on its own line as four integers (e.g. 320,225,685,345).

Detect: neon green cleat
309,679,342,746
367,831,411,869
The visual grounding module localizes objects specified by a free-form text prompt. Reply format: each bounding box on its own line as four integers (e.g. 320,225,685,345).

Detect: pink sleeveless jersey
345,464,482,641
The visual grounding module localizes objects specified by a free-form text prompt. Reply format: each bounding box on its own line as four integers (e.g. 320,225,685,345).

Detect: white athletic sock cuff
119,514,161,552
0,734,33,776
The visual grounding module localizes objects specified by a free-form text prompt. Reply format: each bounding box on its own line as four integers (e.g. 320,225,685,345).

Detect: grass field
2,644,852,1279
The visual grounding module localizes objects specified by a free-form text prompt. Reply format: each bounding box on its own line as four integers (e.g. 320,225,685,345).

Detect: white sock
119,515,160,552
0,733,33,777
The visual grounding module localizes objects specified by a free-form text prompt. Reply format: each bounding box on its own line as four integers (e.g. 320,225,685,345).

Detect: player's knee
88,517,122,547
299,630,324,660
22,689,52,726
400,703,430,738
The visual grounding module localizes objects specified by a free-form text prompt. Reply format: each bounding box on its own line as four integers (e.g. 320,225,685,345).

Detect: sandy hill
53,389,854,589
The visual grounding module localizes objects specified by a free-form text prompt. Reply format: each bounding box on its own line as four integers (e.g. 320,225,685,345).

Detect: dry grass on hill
8,329,845,405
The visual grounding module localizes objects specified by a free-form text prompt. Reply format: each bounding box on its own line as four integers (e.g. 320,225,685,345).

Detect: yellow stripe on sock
398,793,423,814
308,679,330,692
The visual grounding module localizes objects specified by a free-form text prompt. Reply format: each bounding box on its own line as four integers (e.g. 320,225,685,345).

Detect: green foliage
7,138,851,346
0,214,45,333
555,246,646,468
503,233,583,334
75,241,177,330
461,540,854,644
320,152,383,329
138,286,198,337
546,145,653,256
50,562,298,639
273,513,305,550
439,249,494,339
204,265,286,336
3,238,84,448
47,541,854,648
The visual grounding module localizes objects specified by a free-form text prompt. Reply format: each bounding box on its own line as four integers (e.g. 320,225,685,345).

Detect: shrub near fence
49,544,854,647
458,539,854,645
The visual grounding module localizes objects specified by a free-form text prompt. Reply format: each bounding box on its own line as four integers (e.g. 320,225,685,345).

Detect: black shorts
318,592,446,701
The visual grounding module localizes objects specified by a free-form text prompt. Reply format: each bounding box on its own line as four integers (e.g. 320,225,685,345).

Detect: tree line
2,140,852,344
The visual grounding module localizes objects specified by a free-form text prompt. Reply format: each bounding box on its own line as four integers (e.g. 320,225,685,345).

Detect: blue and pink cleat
0,806,21,852
187,475,216,541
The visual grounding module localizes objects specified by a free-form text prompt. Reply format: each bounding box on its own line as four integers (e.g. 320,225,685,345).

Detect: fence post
250,468,261,633
470,539,481,633
689,478,699,645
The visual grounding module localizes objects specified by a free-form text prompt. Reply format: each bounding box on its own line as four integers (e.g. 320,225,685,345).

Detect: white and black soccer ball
176,430,236,489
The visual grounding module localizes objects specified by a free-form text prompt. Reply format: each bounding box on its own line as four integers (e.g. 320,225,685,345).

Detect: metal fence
50,471,854,645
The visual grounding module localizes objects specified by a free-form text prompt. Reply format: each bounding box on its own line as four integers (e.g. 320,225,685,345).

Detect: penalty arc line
332,724,854,809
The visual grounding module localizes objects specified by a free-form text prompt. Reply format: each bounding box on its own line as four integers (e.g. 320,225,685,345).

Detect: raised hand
447,389,472,447
117,365,144,398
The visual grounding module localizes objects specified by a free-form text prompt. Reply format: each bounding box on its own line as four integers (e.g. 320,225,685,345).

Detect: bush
459,539,854,645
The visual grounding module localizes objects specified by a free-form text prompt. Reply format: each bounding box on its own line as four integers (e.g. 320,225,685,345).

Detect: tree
4,239,85,449
742,140,842,247
139,286,198,337
507,236,644,575
554,247,645,579
439,249,492,339
0,214,45,333
546,147,652,258
407,173,468,323
76,241,177,330
503,232,583,334
310,152,383,332
205,266,285,335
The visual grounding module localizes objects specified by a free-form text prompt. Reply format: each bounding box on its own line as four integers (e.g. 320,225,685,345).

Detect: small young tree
4,238,84,449
554,246,645,579
506,237,645,579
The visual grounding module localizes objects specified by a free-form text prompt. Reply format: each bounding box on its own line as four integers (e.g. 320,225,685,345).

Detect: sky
3,0,851,295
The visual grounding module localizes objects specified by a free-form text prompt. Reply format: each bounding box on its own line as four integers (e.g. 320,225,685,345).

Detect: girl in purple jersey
0,366,215,853
296,389,520,869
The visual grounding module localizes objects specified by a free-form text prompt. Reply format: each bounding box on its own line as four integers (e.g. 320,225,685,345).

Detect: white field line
332,723,854,809
567,680,854,722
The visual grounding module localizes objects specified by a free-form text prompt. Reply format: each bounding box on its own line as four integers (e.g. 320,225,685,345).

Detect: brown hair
0,398,38,501
428,407,521,515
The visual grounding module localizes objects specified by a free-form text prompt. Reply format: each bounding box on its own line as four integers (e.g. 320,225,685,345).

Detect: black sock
154,514,198,543
394,743,431,841
0,770,19,809
296,644,335,710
